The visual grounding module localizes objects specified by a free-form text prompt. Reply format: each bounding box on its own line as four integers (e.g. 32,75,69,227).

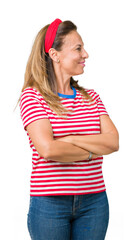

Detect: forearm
46,140,90,162
71,132,119,155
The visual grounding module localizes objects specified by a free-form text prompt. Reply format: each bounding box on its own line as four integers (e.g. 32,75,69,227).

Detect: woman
20,18,119,240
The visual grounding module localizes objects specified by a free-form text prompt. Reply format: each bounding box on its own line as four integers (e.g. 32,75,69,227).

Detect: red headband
45,18,62,53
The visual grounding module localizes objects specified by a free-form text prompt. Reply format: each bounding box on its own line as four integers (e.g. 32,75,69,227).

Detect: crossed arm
56,115,119,156
26,115,119,163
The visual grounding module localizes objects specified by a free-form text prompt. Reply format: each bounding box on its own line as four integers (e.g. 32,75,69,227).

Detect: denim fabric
27,191,109,240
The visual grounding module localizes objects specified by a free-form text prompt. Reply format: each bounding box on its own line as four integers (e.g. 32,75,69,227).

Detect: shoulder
20,87,44,106
82,87,99,99
83,88,108,115
20,87,40,99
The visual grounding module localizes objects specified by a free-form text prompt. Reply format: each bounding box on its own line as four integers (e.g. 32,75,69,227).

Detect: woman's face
58,30,89,77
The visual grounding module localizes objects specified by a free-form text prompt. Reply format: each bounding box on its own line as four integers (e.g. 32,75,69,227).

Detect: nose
83,48,89,59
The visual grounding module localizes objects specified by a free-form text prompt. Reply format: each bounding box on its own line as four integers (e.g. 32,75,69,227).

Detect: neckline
57,86,76,99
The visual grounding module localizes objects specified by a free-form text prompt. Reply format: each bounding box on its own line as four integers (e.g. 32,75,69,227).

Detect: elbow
112,133,119,152
37,142,52,159
113,142,119,152
109,142,119,153
43,143,52,159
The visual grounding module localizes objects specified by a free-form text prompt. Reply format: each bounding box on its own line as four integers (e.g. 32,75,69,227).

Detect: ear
48,48,59,62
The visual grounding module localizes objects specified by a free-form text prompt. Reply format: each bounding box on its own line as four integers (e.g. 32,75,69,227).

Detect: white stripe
50,117,100,122
32,169,102,180
32,164,102,172
31,169,102,176
30,173,103,181
31,178,104,185
52,126,100,132
53,131,100,136
30,188,106,195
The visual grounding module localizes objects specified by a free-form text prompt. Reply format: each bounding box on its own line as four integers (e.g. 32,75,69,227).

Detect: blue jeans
27,191,109,240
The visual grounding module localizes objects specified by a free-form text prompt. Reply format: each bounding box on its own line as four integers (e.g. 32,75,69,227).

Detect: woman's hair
21,20,92,118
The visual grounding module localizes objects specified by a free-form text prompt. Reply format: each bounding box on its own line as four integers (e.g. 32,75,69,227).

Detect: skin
26,30,119,162
48,30,89,94
56,116,119,156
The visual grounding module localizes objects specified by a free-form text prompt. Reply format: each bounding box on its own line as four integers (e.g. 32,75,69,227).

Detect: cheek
66,57,79,67
60,53,82,74
61,58,76,69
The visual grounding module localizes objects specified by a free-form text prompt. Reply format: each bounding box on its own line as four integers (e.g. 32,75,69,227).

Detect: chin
73,69,84,76
77,70,84,75
72,72,84,77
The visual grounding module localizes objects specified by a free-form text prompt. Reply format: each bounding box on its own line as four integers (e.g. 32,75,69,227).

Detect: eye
76,47,81,51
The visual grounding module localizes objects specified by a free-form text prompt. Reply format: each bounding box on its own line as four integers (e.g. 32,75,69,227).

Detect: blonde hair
20,20,92,118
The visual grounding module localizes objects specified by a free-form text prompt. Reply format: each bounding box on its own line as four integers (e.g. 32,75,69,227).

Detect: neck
57,80,72,94
53,62,72,94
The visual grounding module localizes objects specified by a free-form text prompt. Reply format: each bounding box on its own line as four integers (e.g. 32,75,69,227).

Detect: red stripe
31,155,103,161
32,161,103,167
50,124,100,129
23,115,48,126
30,189,106,196
23,109,47,120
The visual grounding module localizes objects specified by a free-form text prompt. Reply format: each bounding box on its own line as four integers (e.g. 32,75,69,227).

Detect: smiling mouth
79,62,85,66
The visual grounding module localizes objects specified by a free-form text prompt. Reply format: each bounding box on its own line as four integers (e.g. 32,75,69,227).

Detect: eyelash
76,47,81,51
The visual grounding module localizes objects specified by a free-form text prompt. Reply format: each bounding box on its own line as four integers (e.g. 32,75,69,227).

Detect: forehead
62,31,84,48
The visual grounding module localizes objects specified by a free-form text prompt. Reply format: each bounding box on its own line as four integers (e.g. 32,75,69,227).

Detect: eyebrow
70,43,84,50
75,44,83,47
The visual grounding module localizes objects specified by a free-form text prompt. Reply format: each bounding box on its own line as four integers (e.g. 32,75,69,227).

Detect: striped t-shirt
20,86,109,196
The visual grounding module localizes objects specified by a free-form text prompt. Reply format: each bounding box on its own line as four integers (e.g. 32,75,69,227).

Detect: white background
0,0,137,239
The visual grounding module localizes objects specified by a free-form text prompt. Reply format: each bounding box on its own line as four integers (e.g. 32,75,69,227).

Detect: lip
79,61,85,66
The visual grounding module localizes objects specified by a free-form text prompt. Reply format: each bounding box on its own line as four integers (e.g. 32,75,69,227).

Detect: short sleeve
19,88,49,130
90,90,109,116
